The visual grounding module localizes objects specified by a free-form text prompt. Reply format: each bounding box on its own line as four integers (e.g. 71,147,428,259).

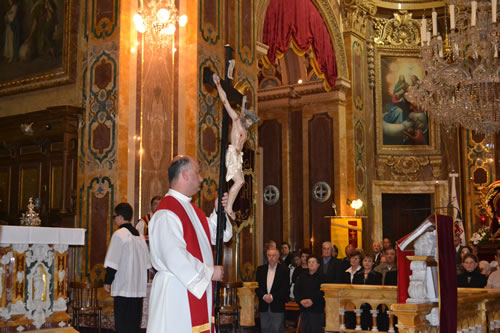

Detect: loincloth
226,145,243,182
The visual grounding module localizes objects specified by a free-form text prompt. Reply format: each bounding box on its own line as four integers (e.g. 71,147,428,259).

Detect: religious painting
0,0,76,96
375,48,440,155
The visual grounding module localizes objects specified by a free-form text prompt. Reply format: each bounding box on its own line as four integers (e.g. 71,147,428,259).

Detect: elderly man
147,155,233,332
320,241,343,283
372,241,383,266
256,248,290,333
342,244,356,272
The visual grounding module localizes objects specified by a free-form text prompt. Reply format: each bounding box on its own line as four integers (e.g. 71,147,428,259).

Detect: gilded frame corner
374,46,440,155
0,0,77,96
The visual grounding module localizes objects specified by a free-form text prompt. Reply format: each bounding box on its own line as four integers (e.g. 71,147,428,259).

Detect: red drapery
262,0,338,89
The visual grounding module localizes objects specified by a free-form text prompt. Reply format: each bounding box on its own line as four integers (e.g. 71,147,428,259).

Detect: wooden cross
202,45,243,314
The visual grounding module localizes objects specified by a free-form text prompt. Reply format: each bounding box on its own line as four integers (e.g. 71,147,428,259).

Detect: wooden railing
225,283,500,332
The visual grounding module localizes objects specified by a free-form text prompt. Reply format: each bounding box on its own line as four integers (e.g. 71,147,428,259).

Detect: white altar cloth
0,225,85,245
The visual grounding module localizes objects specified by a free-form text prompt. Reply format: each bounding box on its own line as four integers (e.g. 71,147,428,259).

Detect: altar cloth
0,225,86,245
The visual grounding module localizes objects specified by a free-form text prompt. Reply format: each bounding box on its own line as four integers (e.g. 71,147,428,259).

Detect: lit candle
450,4,455,30
421,16,427,45
432,10,438,36
471,1,477,26
493,0,497,23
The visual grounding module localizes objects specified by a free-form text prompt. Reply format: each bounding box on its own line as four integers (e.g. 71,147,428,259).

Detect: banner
330,217,362,258
449,173,465,245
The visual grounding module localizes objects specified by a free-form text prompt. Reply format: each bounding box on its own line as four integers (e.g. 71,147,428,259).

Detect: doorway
382,193,433,243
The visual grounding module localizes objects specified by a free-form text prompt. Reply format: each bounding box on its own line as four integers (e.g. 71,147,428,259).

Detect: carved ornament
373,11,421,47
376,155,442,181
341,0,377,36
479,180,500,218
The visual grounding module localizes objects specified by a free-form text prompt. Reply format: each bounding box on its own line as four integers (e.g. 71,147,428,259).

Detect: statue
213,73,260,219
33,266,45,301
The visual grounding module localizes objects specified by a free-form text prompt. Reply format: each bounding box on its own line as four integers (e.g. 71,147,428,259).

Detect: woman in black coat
353,256,382,330
457,254,487,288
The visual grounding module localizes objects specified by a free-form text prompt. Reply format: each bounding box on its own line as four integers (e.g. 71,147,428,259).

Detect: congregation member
320,241,343,283
375,247,397,285
341,244,356,271
457,254,487,288
479,260,491,277
486,246,500,288
146,155,233,332
372,241,383,266
352,255,382,330
281,242,292,266
343,251,362,283
104,203,151,333
294,256,325,333
353,255,382,285
256,248,290,333
382,237,392,251
292,249,310,284
135,196,161,239
454,234,466,265
289,252,301,298
263,240,278,264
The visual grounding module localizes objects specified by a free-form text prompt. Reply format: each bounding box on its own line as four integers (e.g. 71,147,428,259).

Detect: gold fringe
192,322,211,333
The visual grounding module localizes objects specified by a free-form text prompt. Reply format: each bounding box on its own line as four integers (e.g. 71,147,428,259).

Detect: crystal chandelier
406,0,499,134
133,0,187,48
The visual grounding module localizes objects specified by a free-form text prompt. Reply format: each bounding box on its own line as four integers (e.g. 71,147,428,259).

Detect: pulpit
0,225,85,332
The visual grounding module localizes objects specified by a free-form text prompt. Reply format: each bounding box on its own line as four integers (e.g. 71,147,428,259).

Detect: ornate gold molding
479,180,500,218
342,0,377,36
373,11,421,47
367,41,376,89
376,155,442,181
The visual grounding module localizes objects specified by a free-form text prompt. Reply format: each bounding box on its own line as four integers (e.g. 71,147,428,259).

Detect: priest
147,155,233,332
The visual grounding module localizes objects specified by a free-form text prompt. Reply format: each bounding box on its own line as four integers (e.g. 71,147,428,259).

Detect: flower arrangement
470,226,490,245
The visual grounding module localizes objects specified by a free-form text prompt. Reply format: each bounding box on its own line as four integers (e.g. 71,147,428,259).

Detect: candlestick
471,1,477,26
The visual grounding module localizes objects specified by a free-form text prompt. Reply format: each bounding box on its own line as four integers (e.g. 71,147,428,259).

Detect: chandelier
406,0,499,134
133,0,187,48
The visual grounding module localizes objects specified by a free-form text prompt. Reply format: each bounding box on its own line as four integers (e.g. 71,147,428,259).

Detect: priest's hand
212,265,224,281
214,192,229,212
104,284,111,293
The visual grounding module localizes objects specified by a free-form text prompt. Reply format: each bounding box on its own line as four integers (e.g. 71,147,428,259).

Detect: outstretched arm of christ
213,74,239,121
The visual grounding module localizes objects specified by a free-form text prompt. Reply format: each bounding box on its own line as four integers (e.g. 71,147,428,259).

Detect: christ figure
213,73,259,219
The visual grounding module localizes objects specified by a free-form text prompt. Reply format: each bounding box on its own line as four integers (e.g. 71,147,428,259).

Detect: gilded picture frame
375,47,440,155
0,0,77,96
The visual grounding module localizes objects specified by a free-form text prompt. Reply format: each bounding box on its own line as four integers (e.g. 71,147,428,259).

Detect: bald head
168,155,202,197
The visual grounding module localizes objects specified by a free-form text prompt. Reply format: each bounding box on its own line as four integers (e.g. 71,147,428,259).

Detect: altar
0,225,85,332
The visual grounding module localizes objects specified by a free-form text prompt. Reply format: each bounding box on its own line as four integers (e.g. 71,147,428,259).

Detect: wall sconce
346,198,363,216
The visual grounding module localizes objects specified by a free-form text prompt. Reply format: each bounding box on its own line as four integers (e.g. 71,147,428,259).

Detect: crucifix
202,44,244,310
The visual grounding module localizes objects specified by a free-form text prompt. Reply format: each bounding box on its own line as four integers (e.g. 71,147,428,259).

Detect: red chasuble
156,196,213,332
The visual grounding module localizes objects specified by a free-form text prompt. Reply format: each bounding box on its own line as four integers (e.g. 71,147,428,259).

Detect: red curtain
263,0,337,89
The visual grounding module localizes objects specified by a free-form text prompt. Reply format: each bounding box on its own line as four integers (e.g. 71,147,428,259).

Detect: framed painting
375,47,440,155
0,0,77,96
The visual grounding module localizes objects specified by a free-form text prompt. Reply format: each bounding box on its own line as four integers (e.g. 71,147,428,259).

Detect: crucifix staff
203,45,244,310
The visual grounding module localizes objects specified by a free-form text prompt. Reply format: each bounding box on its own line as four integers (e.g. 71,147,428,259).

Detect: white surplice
146,189,233,332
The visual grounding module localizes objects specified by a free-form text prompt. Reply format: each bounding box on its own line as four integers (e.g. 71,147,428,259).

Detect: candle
450,4,455,30
421,16,427,45
427,31,432,45
471,1,477,26
493,0,497,23
432,10,438,36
